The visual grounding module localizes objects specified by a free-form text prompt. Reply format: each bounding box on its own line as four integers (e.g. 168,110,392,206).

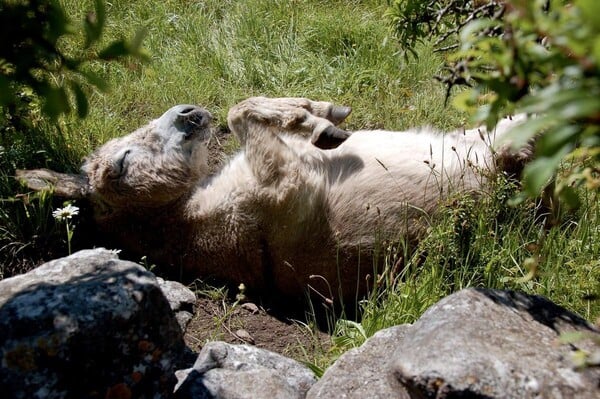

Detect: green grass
59,0,464,148
1,0,599,367
323,178,600,364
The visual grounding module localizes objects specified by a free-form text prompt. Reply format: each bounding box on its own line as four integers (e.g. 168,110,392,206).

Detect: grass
320,180,600,367
1,0,599,368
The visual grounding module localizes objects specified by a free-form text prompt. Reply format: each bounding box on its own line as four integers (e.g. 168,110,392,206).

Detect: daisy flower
52,204,80,221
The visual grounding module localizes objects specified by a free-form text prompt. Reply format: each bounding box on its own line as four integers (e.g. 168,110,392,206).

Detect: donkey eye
117,150,131,177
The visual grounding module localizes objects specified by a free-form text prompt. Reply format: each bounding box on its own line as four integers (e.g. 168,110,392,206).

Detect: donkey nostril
179,107,198,115
184,113,204,133
187,112,204,125
172,105,212,137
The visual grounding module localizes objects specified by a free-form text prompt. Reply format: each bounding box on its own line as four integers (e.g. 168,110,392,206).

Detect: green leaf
130,28,147,53
83,0,106,47
522,148,569,196
459,19,501,46
44,0,72,42
451,89,478,113
83,18,98,48
558,185,582,210
71,82,89,118
80,70,109,92
518,85,600,122
0,75,14,105
502,115,557,150
552,95,600,121
98,40,129,60
507,191,528,207
536,125,579,157
94,0,106,32
471,103,493,126
129,28,150,62
519,87,584,114
576,0,600,30
42,86,70,119
593,37,600,65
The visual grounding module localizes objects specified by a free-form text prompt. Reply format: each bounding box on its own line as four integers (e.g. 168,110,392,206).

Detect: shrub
0,0,147,119
388,0,600,205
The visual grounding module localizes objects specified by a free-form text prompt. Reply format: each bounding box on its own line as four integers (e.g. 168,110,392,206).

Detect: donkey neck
95,195,194,267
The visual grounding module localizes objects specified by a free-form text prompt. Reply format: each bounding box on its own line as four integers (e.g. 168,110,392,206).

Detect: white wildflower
52,204,80,221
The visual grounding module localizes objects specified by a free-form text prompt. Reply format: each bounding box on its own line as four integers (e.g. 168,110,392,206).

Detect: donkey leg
227,97,352,149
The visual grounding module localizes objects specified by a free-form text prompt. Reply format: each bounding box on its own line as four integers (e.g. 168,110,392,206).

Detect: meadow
1,0,598,367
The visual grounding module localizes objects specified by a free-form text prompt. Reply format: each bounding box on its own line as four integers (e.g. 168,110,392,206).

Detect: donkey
17,97,530,304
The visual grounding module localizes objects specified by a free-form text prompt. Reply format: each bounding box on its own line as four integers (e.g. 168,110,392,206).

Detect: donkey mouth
183,110,211,131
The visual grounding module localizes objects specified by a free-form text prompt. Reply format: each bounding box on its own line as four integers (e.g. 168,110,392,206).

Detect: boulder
0,248,186,399
308,288,599,398
307,325,410,399
392,288,600,398
174,341,317,399
157,277,197,332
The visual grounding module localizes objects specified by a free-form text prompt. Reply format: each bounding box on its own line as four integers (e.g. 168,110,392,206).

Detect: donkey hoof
312,126,352,150
328,106,352,125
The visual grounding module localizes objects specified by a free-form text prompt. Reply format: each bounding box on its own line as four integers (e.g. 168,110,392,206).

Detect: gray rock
308,288,599,399
157,277,197,332
3,251,597,399
392,288,600,398
174,341,317,399
307,325,410,399
0,248,186,399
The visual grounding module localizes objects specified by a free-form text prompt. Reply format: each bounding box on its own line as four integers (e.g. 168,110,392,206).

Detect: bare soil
184,296,331,361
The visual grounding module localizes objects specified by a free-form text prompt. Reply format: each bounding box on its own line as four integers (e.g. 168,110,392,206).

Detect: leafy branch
388,0,600,205
386,0,505,57
0,0,148,120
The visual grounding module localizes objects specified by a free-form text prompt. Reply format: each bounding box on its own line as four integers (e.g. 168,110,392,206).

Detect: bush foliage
389,0,600,205
0,0,147,278
0,0,146,119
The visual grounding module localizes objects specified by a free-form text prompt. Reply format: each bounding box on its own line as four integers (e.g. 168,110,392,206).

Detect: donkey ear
16,169,89,199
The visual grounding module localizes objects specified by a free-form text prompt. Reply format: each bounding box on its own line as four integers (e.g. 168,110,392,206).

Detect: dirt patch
184,296,332,362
